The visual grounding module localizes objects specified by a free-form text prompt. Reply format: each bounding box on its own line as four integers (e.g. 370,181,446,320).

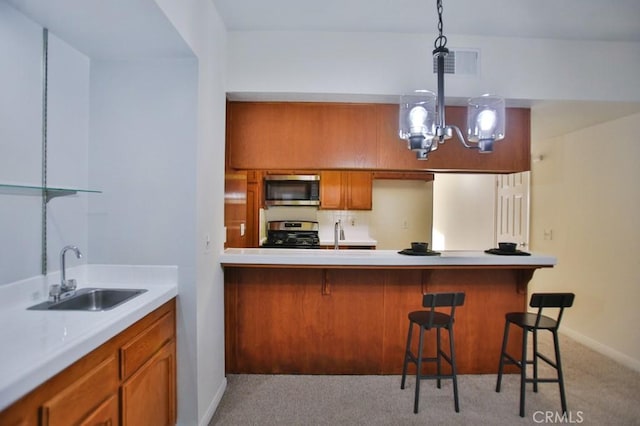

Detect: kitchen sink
28,288,147,311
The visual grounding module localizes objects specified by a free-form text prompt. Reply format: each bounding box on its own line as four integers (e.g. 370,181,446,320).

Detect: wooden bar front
224,265,540,375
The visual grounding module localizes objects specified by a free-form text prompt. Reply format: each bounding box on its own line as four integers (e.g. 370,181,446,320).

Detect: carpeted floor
210,334,640,425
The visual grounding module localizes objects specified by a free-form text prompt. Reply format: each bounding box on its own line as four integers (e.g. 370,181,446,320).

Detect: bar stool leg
414,326,425,414
401,321,414,390
553,330,568,414
496,321,510,392
436,328,442,389
533,328,539,392
519,327,528,417
449,325,460,413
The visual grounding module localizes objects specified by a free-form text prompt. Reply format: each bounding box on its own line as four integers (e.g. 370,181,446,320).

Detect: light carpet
210,334,640,425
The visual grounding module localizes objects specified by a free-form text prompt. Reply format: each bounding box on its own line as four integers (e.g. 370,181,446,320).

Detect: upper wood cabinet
227,102,378,170
320,171,372,210
227,101,530,173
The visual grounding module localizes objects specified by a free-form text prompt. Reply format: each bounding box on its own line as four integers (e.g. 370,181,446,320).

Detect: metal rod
436,52,446,132
41,28,48,275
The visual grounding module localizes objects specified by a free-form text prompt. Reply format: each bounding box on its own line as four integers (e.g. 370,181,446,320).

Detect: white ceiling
5,0,193,59
213,0,640,42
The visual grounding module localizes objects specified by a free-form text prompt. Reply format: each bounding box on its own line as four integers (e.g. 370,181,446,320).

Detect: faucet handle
49,284,61,302
61,278,77,293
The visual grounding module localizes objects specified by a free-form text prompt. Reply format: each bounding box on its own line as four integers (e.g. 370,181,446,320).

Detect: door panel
495,172,530,250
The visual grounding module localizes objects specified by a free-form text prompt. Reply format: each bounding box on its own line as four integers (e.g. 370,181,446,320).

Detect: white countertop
220,248,557,267
0,265,178,411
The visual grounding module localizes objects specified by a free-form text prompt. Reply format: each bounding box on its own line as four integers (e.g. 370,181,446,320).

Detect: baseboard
199,377,228,426
561,327,640,373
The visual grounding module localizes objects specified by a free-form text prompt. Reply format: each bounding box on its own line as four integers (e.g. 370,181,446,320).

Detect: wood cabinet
227,101,531,173
227,102,378,170
121,340,176,426
224,267,530,375
320,171,372,210
245,172,262,248
40,356,118,426
0,300,176,426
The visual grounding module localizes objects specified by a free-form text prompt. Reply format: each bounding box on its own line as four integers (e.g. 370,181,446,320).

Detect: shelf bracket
45,189,77,203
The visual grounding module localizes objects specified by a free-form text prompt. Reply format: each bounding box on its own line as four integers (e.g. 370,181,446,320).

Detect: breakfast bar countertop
220,248,557,268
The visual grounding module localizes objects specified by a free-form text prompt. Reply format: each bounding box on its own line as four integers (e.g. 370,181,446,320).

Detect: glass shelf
0,183,101,202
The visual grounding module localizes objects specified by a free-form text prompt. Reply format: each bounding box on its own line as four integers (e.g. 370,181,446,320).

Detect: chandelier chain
434,0,447,50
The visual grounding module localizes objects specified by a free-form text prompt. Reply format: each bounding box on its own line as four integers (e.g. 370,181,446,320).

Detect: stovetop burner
262,221,320,249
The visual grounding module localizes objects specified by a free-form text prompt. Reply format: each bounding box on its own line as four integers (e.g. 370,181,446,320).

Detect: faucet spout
60,245,82,292
334,221,340,250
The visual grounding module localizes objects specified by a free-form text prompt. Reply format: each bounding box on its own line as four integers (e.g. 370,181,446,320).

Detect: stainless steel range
262,220,320,249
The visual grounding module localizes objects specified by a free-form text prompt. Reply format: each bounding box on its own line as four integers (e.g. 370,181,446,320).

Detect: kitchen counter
222,248,556,375
220,248,556,267
0,265,178,411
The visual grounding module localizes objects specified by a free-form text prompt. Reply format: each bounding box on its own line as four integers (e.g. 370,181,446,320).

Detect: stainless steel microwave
264,175,320,206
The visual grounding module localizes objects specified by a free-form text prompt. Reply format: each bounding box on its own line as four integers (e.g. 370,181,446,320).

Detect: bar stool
401,292,465,414
496,292,575,417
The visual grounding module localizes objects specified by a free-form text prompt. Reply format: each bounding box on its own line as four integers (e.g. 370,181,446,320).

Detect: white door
495,172,530,250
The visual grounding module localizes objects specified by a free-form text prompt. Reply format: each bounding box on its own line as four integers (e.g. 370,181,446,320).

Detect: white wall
0,3,46,283
226,31,640,103
432,174,496,250
530,112,640,371
46,34,91,273
153,1,228,424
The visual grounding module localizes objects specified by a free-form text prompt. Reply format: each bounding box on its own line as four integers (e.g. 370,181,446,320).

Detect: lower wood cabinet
121,340,176,426
41,356,119,426
0,299,176,426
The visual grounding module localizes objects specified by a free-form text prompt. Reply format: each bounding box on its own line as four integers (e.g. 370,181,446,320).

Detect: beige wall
432,173,497,251
370,180,433,250
530,111,640,371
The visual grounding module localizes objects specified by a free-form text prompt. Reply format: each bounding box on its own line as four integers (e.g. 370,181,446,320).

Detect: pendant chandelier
399,0,506,160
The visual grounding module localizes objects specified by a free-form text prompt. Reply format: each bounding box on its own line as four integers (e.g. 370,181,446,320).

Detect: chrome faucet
334,219,345,249
60,245,82,293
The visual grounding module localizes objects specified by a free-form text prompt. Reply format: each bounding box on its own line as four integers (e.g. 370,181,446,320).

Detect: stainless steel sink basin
28,288,147,311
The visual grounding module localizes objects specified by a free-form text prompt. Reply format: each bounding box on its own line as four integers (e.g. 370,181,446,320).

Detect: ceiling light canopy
398,0,506,160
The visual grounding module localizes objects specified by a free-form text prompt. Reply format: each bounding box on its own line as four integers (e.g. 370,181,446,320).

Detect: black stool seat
505,312,558,330
401,292,465,414
408,311,451,327
496,292,575,417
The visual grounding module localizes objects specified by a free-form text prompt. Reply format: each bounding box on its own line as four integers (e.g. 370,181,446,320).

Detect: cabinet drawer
41,356,118,426
120,310,175,380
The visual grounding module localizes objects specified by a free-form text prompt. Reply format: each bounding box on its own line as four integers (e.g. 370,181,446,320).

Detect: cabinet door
121,340,176,426
40,356,119,426
224,172,248,248
78,394,119,426
228,102,378,169
245,170,262,248
346,172,372,210
319,171,343,210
